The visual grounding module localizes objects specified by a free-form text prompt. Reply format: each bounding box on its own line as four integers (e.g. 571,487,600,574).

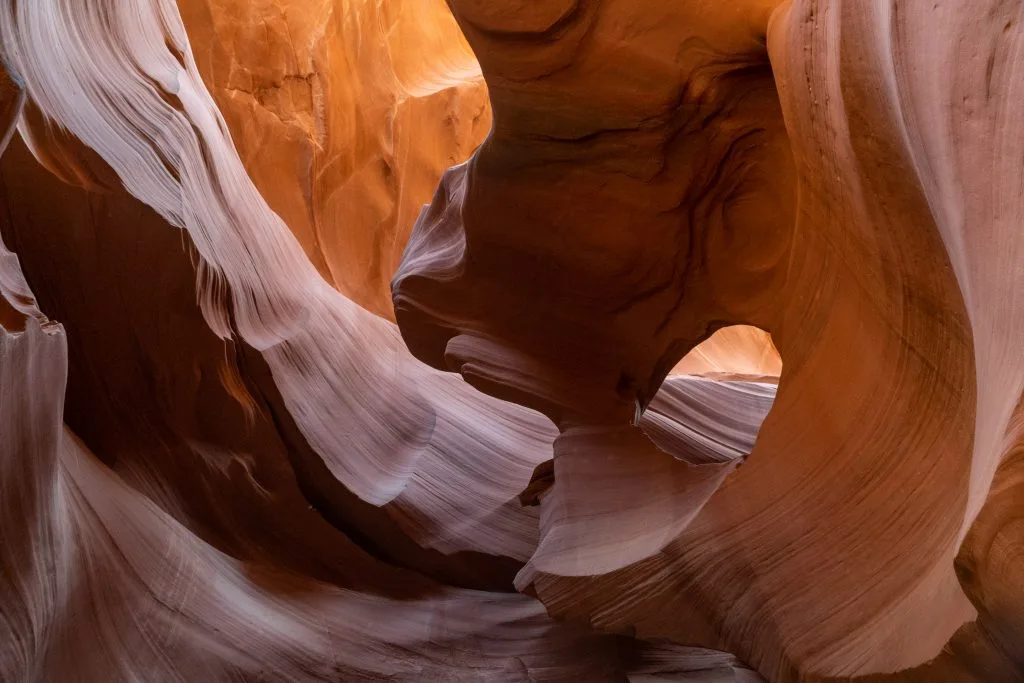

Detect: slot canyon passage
1,0,1024,681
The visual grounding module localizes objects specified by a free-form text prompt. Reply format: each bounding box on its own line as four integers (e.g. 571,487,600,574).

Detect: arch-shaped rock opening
640,377,776,468
670,324,781,381
640,325,780,466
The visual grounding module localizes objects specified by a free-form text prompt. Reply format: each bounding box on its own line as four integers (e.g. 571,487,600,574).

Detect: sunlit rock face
179,0,491,319
0,1,1022,682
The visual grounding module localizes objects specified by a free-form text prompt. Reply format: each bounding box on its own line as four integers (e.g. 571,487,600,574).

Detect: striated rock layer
395,0,1024,679
0,0,1022,682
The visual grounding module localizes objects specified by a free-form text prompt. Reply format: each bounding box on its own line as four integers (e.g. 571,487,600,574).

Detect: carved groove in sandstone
0,0,1022,682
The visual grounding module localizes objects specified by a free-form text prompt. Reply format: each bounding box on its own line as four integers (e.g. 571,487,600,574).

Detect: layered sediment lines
0,0,1022,682
394,0,1024,679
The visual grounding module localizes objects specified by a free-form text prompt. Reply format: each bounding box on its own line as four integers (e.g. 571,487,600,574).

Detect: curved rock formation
0,0,1022,682
179,0,490,320
395,0,1023,679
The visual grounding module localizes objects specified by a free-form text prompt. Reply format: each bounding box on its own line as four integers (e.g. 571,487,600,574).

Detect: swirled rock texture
0,0,1023,682
395,0,1024,680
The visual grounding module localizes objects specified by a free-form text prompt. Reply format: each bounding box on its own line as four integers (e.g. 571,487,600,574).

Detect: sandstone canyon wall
0,1,1021,682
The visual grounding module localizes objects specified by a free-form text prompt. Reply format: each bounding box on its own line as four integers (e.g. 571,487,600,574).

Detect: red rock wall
0,1,1021,682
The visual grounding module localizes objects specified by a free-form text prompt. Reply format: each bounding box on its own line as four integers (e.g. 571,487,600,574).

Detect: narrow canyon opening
641,325,780,467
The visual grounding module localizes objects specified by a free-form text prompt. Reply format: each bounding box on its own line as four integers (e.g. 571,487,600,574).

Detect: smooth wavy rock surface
0,0,1022,682
394,0,1024,680
178,0,489,320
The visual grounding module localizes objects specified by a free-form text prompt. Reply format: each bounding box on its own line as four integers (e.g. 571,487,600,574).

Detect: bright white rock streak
0,0,552,561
